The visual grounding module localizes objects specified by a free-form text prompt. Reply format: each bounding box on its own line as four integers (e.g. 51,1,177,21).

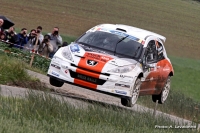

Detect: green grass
1,0,200,59
169,56,200,102
0,92,197,133
0,54,50,91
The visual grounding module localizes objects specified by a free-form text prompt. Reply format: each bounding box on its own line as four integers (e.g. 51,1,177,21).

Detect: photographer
36,26,44,43
38,34,53,57
24,29,40,52
0,19,4,33
4,26,18,48
16,28,28,49
48,27,62,58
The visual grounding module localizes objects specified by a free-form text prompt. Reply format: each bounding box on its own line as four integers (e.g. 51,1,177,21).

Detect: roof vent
116,28,126,32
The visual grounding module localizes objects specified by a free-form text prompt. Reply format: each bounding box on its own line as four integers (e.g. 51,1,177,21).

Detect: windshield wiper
114,35,129,55
133,46,141,57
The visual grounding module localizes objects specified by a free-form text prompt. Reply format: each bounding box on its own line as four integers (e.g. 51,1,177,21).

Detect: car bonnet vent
116,28,126,32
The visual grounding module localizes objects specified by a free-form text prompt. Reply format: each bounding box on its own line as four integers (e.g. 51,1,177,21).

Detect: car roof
96,24,166,42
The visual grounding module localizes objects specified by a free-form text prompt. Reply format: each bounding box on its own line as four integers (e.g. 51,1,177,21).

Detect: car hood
67,43,138,73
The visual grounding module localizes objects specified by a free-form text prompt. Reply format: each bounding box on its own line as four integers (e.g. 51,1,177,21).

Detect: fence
0,40,51,72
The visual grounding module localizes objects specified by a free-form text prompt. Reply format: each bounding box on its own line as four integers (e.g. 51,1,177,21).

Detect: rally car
47,24,174,107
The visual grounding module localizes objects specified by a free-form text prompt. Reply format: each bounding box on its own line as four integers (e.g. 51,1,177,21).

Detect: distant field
0,0,200,59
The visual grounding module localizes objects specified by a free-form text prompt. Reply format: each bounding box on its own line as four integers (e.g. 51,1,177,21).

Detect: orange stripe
74,79,97,89
76,68,100,78
78,52,113,73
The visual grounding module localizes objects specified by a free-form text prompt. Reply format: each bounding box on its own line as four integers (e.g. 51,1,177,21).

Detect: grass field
0,92,197,133
1,0,200,59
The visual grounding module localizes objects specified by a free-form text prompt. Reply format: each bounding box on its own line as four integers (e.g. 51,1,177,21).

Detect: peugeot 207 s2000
47,24,174,107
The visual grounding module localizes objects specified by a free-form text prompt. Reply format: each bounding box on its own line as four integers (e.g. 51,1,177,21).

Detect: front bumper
47,57,137,97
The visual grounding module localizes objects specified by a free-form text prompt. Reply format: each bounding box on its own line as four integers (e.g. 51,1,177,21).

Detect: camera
36,30,40,33
53,31,58,35
44,38,49,43
23,31,26,35
31,33,37,36
10,31,14,34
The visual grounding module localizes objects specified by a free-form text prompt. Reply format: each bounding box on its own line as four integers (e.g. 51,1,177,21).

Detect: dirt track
0,70,199,130
25,70,199,129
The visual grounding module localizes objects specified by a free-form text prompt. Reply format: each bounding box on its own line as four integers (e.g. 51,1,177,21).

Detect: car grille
69,70,106,85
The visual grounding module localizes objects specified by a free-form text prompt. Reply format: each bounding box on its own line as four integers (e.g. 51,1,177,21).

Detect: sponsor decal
86,53,101,60
115,83,130,88
120,75,133,79
110,30,140,42
87,60,98,66
52,71,59,77
65,70,68,73
70,44,80,52
85,53,112,63
51,64,61,69
101,56,110,61
115,90,127,95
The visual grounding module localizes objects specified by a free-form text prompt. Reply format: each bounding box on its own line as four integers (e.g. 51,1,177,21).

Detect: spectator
4,26,18,48
58,41,68,50
24,29,40,52
48,27,62,58
0,19,4,33
0,32,7,41
0,19,4,39
61,41,68,47
16,28,28,49
36,26,44,44
38,34,53,57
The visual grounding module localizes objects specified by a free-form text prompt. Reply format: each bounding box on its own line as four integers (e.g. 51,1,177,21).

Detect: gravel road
0,69,199,130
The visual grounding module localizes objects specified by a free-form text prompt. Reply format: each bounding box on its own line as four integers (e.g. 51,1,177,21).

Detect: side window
145,40,157,64
156,41,165,60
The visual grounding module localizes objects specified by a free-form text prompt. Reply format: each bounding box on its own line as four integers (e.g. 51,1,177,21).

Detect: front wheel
152,76,171,104
49,77,64,87
121,78,141,107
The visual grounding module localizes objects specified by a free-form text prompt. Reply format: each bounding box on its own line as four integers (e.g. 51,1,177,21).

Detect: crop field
0,0,200,132
1,0,200,59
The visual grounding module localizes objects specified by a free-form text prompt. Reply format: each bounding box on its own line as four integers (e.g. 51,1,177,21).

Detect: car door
154,41,170,91
140,40,160,95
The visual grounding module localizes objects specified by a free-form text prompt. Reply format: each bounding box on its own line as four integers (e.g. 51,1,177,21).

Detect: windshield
76,30,143,59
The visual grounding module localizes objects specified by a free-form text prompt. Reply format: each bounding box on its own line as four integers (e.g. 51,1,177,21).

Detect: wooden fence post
153,100,158,118
29,52,35,67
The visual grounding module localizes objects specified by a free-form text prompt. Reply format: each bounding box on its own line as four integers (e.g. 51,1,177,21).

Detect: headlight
108,64,136,73
62,46,74,61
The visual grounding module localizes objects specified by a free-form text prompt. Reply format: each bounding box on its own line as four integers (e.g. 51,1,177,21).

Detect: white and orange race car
47,24,174,107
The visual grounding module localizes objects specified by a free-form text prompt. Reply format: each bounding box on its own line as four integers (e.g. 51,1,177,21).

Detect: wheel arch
169,71,174,76
137,72,143,79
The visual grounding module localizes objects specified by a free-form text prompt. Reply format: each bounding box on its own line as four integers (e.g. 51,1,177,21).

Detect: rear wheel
121,78,141,107
152,76,171,104
49,77,64,87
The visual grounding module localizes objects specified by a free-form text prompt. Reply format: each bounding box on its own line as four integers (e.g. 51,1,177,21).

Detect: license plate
77,74,97,83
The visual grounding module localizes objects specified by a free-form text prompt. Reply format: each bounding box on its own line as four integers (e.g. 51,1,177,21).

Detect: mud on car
47,24,174,107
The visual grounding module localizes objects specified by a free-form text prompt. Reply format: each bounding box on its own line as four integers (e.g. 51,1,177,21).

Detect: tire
49,77,64,87
152,76,171,104
121,78,141,107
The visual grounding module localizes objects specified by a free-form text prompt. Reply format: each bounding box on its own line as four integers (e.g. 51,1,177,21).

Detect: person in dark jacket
16,28,28,49
4,26,18,48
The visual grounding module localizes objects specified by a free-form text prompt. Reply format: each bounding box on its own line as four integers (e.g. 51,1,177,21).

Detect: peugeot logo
87,60,98,66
